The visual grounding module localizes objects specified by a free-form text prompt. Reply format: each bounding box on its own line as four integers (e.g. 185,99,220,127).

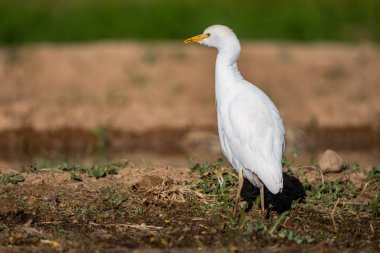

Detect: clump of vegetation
17,160,128,181
0,173,25,185
58,162,87,173
304,179,358,207
367,166,380,181
58,161,128,180
367,166,380,218
192,157,236,196
69,171,82,181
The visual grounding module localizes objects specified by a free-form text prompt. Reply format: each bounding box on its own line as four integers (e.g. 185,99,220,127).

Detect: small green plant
0,174,25,185
57,161,126,180
268,211,289,235
192,158,223,174
105,192,123,208
31,160,53,170
105,162,124,175
277,229,314,244
75,205,99,217
307,180,344,203
70,171,82,181
367,166,380,181
192,162,212,175
310,158,318,167
88,166,106,178
192,158,236,196
191,158,240,235
350,163,361,172
248,211,314,244
58,162,87,173
87,162,123,179
129,207,144,217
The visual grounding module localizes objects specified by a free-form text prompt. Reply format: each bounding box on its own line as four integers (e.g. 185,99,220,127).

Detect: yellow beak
184,34,209,44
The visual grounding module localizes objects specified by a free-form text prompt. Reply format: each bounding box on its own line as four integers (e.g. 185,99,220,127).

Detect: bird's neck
215,53,244,98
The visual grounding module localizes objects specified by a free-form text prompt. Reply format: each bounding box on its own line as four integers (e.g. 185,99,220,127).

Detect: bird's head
184,25,241,60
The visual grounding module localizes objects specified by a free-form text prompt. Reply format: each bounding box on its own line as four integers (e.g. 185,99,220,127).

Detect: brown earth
1,42,380,131
0,162,379,253
0,42,380,167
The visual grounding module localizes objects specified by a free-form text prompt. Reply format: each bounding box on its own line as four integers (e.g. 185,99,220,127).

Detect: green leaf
269,211,289,235
9,175,25,184
58,162,70,171
310,158,318,167
70,171,82,181
88,166,106,179
106,164,119,175
0,174,25,185
367,166,380,180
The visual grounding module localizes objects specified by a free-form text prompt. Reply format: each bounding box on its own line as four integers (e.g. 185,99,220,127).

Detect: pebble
318,149,343,173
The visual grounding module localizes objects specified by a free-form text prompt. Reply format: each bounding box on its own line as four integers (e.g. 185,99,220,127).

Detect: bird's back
216,80,285,194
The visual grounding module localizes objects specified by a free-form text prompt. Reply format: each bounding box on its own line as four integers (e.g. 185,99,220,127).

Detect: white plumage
185,25,284,198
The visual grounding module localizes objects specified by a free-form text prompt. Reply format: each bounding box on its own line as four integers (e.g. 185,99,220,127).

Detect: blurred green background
0,0,379,44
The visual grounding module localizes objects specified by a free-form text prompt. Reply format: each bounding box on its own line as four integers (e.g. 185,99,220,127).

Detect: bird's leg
260,184,265,212
233,170,244,216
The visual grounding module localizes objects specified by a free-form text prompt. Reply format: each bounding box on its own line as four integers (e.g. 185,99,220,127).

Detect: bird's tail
240,172,306,213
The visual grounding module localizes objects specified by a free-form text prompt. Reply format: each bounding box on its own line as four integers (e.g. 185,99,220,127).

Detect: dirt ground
0,41,379,165
0,161,379,253
1,42,380,131
0,42,379,252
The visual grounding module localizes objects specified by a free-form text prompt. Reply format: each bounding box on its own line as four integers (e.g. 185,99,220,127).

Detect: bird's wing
225,83,285,194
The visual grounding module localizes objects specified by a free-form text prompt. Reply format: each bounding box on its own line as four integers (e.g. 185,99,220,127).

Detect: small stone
318,149,343,173
349,172,365,189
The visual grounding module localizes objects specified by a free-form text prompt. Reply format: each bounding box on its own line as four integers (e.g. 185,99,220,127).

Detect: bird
184,25,285,212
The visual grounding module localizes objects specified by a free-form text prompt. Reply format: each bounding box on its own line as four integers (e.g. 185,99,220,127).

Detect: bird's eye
206,33,211,37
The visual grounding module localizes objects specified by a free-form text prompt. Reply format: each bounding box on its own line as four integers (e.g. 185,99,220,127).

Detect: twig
119,223,163,230
347,210,358,216
89,222,163,230
370,222,375,234
40,239,61,248
331,198,340,233
38,221,64,224
338,201,368,206
361,182,370,194
318,168,325,185
282,217,290,228
294,165,318,170
228,172,238,179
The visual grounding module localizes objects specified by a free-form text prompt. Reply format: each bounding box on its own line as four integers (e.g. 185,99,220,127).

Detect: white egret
185,25,285,212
